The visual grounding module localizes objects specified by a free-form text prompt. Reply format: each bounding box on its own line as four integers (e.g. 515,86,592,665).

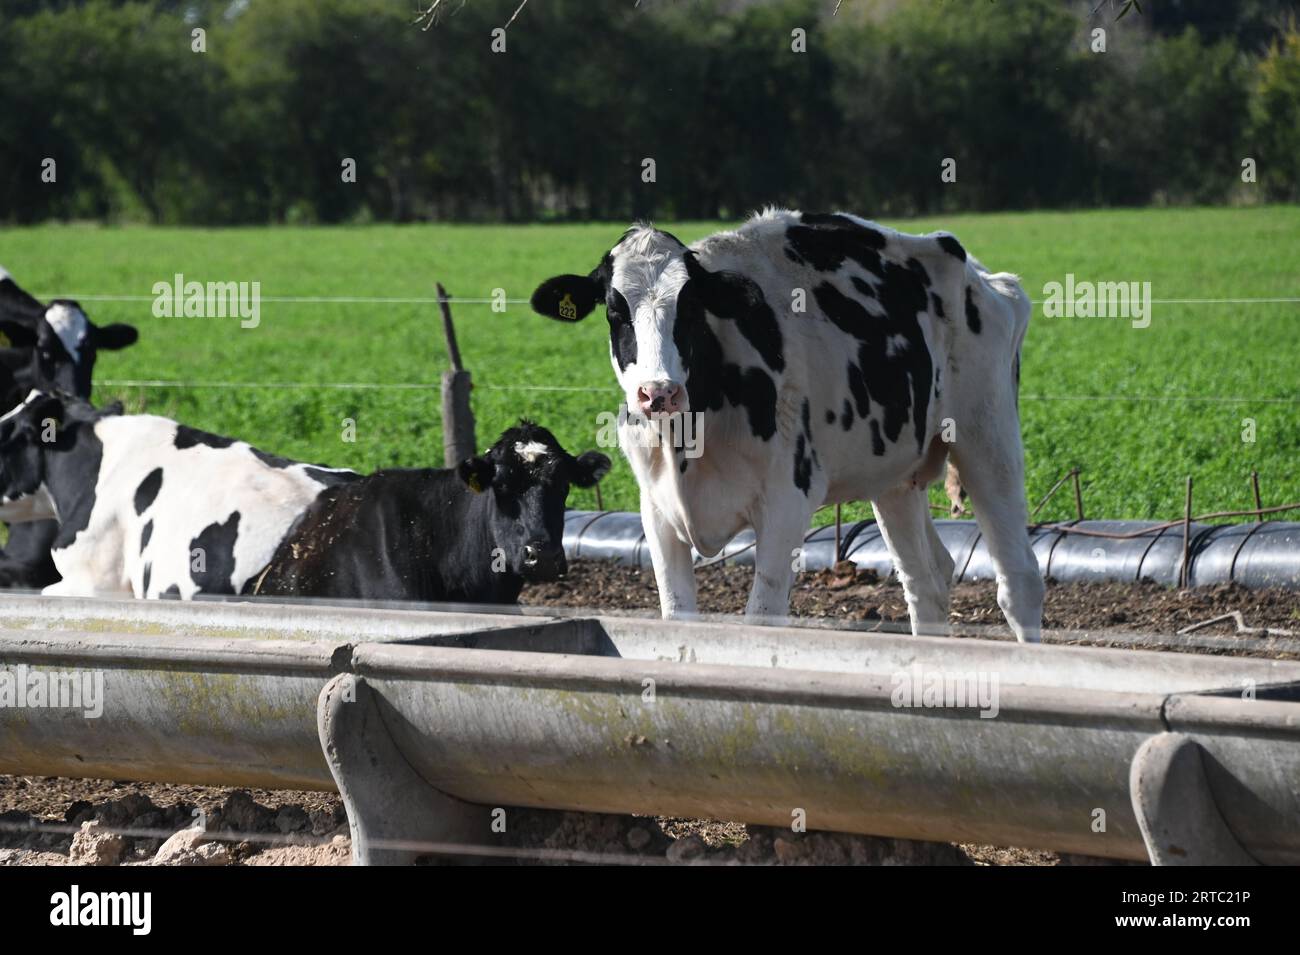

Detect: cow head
531,225,775,420
456,421,610,582
0,390,119,524
0,267,138,410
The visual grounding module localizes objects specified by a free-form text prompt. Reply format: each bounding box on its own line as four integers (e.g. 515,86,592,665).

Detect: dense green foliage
2,0,1297,224
2,206,1295,524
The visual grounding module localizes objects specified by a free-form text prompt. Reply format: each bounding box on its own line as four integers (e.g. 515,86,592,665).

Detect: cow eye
607,289,632,323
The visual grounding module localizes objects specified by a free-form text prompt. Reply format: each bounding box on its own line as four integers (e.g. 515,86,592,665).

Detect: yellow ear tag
0,332,10,348
557,293,578,321
467,473,484,493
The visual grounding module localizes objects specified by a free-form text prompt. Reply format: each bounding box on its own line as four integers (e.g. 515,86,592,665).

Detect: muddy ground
3,562,1294,866
524,560,1300,655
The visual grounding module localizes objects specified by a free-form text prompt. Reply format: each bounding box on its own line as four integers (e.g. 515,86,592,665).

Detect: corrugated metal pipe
563,511,1300,588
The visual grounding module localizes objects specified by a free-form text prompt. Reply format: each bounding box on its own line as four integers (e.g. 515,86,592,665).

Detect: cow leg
642,491,697,618
926,506,957,604
746,494,816,620
872,486,952,636
949,427,1044,643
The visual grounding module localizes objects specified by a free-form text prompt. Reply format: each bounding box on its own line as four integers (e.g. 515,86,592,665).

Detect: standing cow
0,267,138,588
531,209,1043,642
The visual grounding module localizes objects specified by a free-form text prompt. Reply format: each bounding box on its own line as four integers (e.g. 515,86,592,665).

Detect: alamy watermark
50,885,150,935
151,273,261,328
1042,274,1152,328
0,664,103,718
891,663,1000,719
596,405,704,457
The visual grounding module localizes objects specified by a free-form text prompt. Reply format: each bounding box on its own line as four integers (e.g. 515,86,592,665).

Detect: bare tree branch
1090,0,1143,22
413,0,468,32
412,0,445,31
502,0,530,31
415,0,530,33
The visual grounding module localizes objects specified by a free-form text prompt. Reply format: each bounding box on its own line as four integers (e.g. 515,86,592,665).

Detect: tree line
2,0,1297,225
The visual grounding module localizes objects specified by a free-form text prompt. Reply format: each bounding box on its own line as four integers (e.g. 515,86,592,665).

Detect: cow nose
636,380,685,415
522,542,566,580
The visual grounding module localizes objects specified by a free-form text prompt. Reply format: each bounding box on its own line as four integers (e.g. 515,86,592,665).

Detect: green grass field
2,206,1297,525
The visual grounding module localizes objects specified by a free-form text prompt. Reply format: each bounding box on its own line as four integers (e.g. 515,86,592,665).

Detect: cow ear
19,394,64,438
0,319,38,349
530,271,605,322
570,450,611,488
92,323,138,351
0,274,46,319
457,455,495,493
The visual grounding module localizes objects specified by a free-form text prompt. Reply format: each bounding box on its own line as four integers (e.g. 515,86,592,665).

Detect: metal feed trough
1,593,1298,865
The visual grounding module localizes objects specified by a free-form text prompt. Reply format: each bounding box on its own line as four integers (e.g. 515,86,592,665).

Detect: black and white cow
532,209,1044,642
254,421,610,603
0,267,138,589
0,268,138,401
0,392,608,604
0,392,353,598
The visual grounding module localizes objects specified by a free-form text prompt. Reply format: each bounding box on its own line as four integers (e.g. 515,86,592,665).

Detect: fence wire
48,293,1300,306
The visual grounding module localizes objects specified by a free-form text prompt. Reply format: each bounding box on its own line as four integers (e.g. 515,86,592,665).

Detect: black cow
0,268,138,589
254,422,610,604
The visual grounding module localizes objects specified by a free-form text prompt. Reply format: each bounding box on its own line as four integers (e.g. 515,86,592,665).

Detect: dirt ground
3,562,1293,866
524,560,1300,655
1,776,1105,867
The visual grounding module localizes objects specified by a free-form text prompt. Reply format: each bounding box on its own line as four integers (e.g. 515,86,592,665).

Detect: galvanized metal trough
1,593,1297,866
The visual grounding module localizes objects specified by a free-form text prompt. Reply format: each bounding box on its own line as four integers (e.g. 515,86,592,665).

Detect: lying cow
0,391,608,604
254,421,609,603
531,209,1044,642
0,267,138,589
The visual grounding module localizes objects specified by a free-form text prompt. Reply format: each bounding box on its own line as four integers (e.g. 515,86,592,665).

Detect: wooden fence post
437,282,476,468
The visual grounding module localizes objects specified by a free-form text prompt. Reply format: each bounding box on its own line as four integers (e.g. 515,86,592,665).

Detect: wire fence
95,379,1300,402
71,285,1300,528
59,285,1293,402
49,293,1300,306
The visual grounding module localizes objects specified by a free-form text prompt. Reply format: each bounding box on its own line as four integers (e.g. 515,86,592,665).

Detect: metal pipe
563,510,1300,588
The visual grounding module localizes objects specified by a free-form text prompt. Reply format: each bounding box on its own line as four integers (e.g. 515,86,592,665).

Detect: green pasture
2,205,1297,524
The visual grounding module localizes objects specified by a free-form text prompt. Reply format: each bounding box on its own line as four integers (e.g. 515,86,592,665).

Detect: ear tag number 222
558,293,578,321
